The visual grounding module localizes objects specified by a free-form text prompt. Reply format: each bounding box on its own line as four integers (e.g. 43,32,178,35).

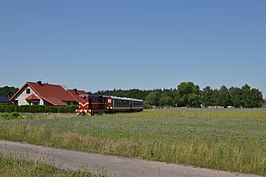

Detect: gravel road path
0,140,263,177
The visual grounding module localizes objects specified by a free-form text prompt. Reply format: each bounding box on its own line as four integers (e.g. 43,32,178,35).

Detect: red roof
67,89,87,102
26,94,40,101
10,82,79,106
44,97,67,106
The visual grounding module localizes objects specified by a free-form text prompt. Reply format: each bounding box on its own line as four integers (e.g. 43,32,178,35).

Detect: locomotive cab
75,94,91,115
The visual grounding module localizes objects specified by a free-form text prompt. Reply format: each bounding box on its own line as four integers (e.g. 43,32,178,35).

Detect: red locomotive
76,95,144,115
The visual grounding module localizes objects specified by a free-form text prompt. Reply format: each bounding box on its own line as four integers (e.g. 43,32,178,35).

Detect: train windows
113,99,130,107
132,100,144,107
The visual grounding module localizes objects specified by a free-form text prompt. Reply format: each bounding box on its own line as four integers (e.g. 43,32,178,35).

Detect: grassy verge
0,108,266,176
0,153,105,177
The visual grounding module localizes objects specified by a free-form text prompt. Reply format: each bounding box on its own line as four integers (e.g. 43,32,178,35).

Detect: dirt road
0,140,263,177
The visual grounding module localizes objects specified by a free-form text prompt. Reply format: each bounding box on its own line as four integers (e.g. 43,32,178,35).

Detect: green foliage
0,86,18,98
1,112,20,120
218,85,231,107
201,86,213,107
0,153,103,177
159,94,172,107
96,83,263,108
0,105,78,113
176,82,201,107
0,103,12,105
145,90,161,107
229,85,263,108
201,85,263,108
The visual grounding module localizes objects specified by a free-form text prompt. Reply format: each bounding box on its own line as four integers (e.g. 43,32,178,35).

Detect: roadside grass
0,153,105,177
0,108,266,176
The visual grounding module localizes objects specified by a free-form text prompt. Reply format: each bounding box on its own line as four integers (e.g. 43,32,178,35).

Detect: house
0,96,10,103
67,89,87,102
10,81,86,106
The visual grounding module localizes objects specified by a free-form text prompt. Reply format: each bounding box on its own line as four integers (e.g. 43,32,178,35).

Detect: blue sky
0,0,265,97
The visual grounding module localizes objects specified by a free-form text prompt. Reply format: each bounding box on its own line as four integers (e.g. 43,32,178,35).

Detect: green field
1,108,266,176
0,153,104,177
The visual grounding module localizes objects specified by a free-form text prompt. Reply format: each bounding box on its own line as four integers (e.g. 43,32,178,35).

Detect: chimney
73,88,78,94
37,80,43,85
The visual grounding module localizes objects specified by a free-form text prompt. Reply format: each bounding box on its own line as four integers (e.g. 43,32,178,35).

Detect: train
76,94,144,115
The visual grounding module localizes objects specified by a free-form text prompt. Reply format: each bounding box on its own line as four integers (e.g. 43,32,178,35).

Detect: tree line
0,86,18,98
1,83,264,108
95,82,264,108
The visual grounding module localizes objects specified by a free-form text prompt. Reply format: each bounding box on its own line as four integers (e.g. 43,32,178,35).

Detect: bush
0,105,78,113
1,112,20,120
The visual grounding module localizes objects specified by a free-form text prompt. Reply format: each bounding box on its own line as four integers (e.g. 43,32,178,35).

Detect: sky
0,0,265,97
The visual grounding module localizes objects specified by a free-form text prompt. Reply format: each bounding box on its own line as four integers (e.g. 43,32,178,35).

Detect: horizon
1,80,265,99
1,1,265,98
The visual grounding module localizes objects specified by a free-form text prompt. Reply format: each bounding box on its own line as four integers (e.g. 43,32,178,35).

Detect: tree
201,86,213,107
159,90,174,107
145,90,162,107
177,82,201,107
218,85,230,108
0,86,19,98
188,93,201,107
229,87,242,108
93,83,263,108
249,88,263,107
240,84,263,108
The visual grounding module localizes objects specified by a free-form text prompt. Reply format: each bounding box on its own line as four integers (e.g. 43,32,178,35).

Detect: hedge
0,105,78,113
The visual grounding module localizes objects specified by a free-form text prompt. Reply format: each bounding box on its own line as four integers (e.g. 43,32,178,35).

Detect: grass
0,108,266,176
0,153,105,177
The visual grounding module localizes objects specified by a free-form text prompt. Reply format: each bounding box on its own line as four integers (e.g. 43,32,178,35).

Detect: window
31,101,40,105
133,101,143,107
26,88,30,94
113,99,130,107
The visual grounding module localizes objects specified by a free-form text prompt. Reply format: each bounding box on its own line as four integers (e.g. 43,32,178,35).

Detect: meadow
0,153,105,177
0,108,266,176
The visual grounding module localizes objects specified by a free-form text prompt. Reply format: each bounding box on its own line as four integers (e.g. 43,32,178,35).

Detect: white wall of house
14,85,44,105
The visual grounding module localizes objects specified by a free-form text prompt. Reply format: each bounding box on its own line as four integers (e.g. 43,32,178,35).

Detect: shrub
1,112,20,120
0,105,78,113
